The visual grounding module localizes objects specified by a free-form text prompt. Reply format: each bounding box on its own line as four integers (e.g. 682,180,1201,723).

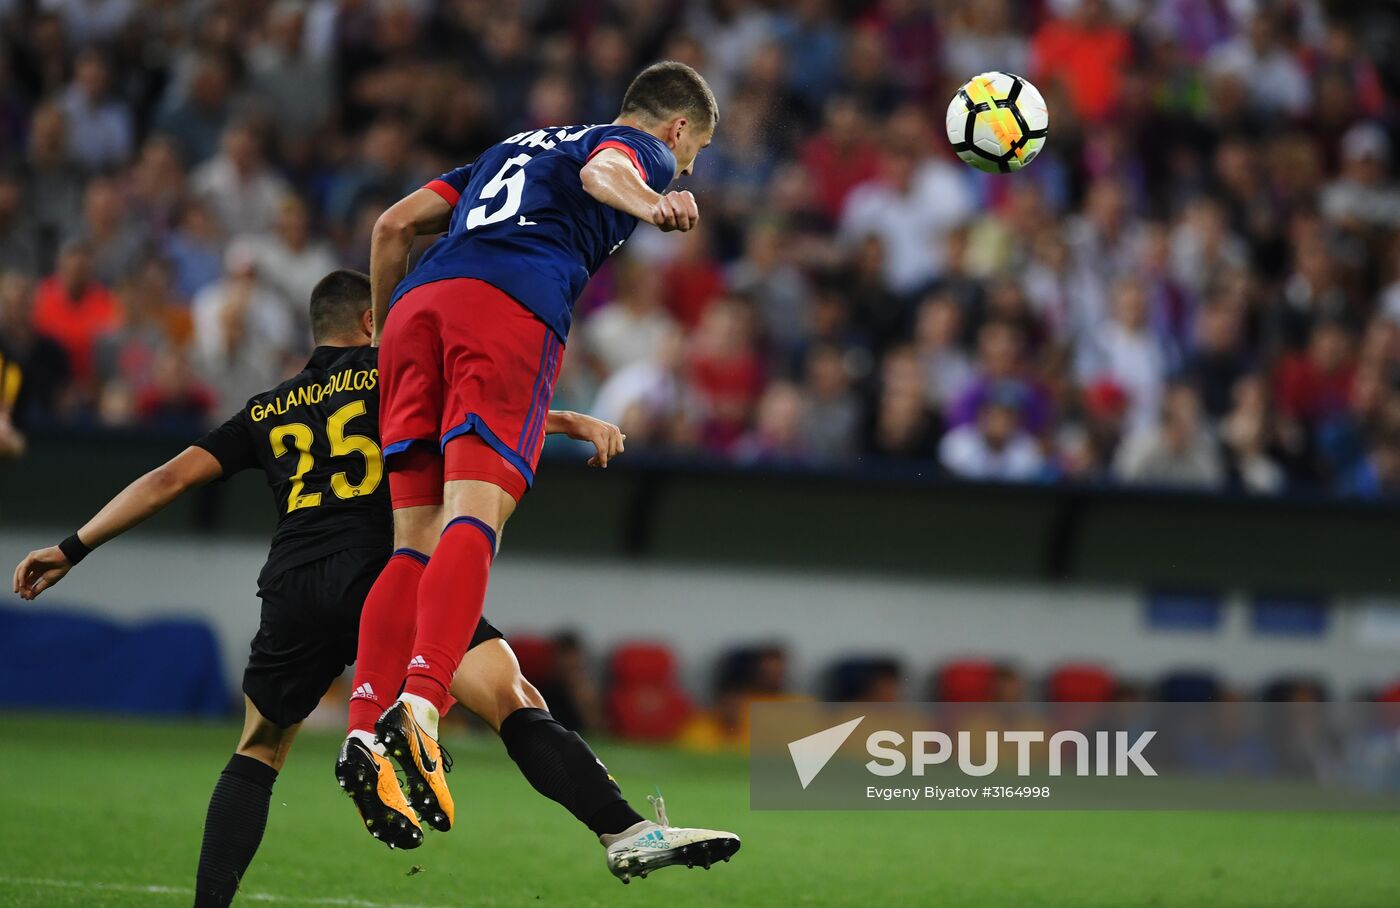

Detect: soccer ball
945,72,1048,174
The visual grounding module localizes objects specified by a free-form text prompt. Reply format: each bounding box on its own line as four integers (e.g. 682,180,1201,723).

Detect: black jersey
195,346,391,582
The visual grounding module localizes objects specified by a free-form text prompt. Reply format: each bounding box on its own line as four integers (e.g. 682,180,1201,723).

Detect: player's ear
668,116,687,148
359,308,373,339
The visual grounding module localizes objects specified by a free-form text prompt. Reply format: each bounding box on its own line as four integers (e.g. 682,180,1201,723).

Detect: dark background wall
7,434,1398,594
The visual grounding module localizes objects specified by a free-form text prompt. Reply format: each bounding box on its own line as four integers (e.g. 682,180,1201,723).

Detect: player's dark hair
309,269,371,343
619,61,718,131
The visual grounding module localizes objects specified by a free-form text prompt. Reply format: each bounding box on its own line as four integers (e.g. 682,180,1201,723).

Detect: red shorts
379,278,564,507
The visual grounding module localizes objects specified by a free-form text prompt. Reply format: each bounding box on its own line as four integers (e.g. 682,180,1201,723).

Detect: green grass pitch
1,714,1398,907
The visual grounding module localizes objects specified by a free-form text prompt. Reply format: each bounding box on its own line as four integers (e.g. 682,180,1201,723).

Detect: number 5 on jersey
465,154,531,229
268,400,383,514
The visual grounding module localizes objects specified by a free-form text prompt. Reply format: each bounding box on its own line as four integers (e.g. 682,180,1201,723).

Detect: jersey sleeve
587,132,677,194
193,411,258,478
423,163,474,207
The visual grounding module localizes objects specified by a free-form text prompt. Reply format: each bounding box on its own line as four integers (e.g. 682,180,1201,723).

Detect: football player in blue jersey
341,61,739,883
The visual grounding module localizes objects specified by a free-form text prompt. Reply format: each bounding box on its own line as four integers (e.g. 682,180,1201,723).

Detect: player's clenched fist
548,410,626,468
651,190,698,232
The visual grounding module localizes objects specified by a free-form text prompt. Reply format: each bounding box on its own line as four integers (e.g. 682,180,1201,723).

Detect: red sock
347,549,428,733
403,517,495,713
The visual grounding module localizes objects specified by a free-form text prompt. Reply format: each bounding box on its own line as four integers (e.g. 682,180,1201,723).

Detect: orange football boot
375,701,455,832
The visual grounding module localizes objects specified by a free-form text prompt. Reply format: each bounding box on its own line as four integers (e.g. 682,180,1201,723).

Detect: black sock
499,707,646,837
193,754,278,907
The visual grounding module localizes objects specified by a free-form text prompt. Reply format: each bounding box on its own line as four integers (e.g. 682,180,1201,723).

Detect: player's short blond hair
620,61,719,131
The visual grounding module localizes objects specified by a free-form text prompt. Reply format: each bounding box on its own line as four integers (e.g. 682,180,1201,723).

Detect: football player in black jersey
11,270,643,905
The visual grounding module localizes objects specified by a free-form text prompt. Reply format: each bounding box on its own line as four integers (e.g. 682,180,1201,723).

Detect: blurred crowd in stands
6,0,1400,497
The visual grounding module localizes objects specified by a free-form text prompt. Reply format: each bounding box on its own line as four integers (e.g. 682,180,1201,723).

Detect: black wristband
58,533,93,565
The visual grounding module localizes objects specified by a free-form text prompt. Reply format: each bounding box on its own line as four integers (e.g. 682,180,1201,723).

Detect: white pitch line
0,876,441,908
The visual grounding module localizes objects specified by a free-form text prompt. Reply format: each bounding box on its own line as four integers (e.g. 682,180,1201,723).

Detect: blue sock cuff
443,516,497,557
392,548,430,567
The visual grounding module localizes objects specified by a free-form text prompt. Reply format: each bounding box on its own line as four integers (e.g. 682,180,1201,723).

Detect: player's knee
442,478,517,533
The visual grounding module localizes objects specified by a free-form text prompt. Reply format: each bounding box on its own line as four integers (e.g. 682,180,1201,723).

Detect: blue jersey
390,124,677,342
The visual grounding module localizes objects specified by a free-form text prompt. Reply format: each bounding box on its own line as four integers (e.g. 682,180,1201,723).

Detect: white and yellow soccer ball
945,72,1048,174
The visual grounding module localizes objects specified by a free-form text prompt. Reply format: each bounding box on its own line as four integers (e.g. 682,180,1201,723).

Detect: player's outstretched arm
580,149,698,232
546,410,626,468
370,188,455,344
11,446,223,600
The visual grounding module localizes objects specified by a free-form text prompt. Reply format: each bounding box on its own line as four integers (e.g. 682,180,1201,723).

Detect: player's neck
316,336,370,350
613,116,667,145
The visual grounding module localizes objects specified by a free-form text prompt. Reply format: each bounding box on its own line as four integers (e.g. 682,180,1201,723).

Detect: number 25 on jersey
268,400,383,514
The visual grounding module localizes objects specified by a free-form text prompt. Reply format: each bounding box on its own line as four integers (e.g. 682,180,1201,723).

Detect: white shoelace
646,791,670,827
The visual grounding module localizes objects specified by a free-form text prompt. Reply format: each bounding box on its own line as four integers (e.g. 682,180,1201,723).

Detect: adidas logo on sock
350,682,376,701
408,655,429,669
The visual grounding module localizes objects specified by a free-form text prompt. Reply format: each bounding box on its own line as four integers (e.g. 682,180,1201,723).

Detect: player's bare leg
391,502,444,554
449,638,547,729
235,696,300,769
450,641,740,883
194,699,301,905
441,477,517,533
